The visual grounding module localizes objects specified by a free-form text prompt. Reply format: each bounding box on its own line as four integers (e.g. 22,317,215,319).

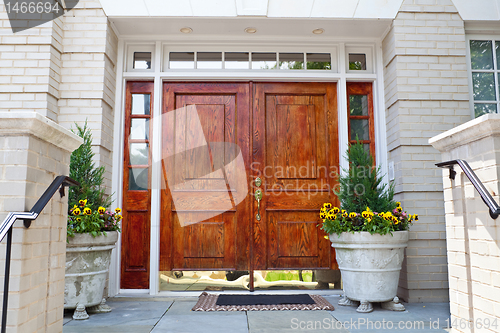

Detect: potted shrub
64,122,121,320
319,142,416,313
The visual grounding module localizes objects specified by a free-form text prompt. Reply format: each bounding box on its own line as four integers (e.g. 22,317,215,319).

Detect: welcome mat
192,292,335,311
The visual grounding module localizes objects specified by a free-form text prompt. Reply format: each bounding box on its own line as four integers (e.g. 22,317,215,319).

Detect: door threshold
115,289,343,298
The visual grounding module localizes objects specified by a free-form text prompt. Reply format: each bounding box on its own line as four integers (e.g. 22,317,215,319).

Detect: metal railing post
1,228,12,333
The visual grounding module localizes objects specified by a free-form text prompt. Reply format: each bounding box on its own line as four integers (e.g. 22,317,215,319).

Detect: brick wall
58,0,118,193
0,114,82,333
0,5,64,122
382,0,471,302
430,114,500,333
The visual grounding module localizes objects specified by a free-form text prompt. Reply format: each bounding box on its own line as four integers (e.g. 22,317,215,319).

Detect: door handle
255,189,262,221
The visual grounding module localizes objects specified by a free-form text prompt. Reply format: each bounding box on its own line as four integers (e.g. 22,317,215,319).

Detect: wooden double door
121,82,339,289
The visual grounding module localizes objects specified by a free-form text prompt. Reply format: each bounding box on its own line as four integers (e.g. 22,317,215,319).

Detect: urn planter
65,231,118,319
329,230,408,313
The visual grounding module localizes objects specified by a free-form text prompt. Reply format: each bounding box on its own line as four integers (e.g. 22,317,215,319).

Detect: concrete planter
65,231,118,319
329,230,408,313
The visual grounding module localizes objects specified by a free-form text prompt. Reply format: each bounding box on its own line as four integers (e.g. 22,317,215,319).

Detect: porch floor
63,294,451,333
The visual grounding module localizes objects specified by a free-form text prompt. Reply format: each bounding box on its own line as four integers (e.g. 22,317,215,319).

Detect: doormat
192,292,335,311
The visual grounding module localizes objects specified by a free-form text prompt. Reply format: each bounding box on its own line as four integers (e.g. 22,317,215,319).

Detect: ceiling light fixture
180,27,193,34
244,27,257,34
312,28,324,34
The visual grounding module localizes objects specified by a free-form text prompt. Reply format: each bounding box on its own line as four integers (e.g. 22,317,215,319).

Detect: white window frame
111,39,388,296
466,34,500,118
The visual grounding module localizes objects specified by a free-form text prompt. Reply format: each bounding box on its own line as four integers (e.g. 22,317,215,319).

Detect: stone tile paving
63,295,451,333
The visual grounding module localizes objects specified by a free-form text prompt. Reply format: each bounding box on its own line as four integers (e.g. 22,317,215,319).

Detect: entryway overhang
108,17,393,40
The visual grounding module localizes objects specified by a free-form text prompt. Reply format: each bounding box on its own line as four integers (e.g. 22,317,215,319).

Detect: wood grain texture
160,83,250,272
253,82,339,270
121,81,153,289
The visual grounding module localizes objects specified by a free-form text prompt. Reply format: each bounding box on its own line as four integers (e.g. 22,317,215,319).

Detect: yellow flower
79,199,87,207
76,217,81,222
98,206,106,214
342,212,348,218
396,201,401,207
378,212,384,217
349,212,356,218
319,212,326,219
324,235,329,239
73,208,81,216
408,214,412,221
332,207,340,214
115,214,123,221
330,214,337,220
414,214,419,221
396,206,402,212
366,207,372,212
115,208,122,214
83,207,92,215
341,209,346,214
72,204,78,210
362,211,370,218
367,218,372,223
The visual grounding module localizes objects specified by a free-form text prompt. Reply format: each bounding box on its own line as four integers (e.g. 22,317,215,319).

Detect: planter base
381,296,406,311
338,295,406,313
88,298,112,314
73,303,89,320
338,294,358,307
357,300,373,313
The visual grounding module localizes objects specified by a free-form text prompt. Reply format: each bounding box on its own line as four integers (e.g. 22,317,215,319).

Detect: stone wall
430,114,500,333
0,113,82,333
382,0,472,302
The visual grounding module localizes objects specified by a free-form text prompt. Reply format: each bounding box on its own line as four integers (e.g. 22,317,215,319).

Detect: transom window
469,39,500,117
167,51,332,70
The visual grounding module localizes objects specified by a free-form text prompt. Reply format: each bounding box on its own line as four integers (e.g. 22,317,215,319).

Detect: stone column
430,114,500,333
0,113,82,333
382,0,471,302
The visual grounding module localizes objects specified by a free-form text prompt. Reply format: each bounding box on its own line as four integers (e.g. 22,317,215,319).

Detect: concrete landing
63,295,451,333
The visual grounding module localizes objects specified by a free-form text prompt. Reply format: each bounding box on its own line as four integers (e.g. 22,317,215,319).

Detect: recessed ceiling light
312,28,324,34
180,27,193,34
244,27,257,34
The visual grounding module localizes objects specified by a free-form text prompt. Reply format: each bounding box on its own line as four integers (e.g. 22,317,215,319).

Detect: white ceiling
100,0,500,37
110,17,393,39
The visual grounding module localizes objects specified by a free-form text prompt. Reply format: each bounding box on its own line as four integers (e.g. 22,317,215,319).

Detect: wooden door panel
121,81,153,289
253,82,339,271
160,83,250,272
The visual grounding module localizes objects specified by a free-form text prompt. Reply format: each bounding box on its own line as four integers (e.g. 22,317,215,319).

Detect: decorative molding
0,112,83,152
429,114,500,152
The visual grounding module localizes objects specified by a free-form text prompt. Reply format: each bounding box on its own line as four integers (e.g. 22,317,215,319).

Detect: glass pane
225,52,249,69
497,41,500,69
131,94,150,115
470,40,493,70
170,52,195,69
129,168,148,191
350,119,369,141
363,144,371,156
279,53,304,69
133,52,151,69
252,52,277,69
474,103,497,118
472,72,495,101
349,95,369,116
130,143,149,165
306,53,331,70
349,53,366,70
197,52,222,69
130,119,149,140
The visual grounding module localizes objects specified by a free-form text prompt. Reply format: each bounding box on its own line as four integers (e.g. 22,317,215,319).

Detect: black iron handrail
1,175,79,333
436,159,500,220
